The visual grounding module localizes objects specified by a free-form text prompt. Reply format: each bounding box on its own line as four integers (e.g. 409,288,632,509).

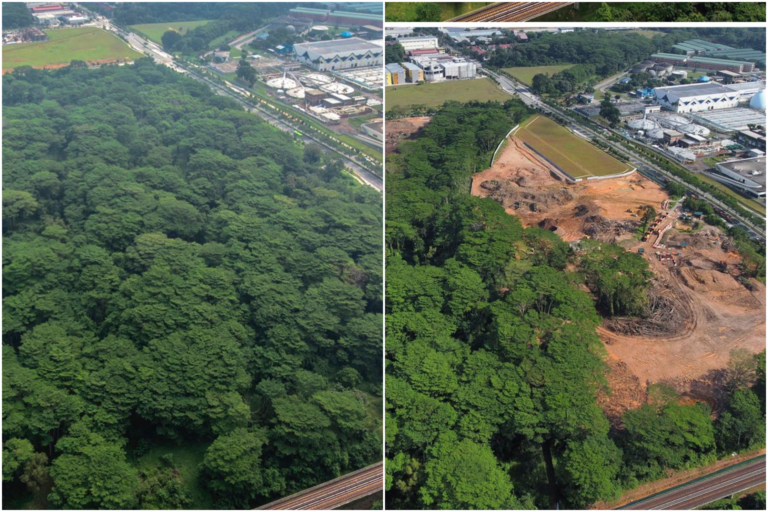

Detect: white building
410,56,477,82
653,83,741,113
293,38,383,71
396,35,439,52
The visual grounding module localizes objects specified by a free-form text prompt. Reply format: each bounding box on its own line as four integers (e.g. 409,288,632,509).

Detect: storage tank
750,90,766,111
628,119,657,131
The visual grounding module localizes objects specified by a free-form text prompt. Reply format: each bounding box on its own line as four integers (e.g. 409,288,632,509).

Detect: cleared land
472,135,765,425
2,27,142,70
131,20,212,44
516,115,632,178
502,64,574,85
386,78,511,111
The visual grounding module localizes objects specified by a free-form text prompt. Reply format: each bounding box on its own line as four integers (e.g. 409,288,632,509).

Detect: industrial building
400,62,423,83
409,55,477,82
737,130,767,152
396,35,439,52
293,38,383,71
653,83,742,113
708,157,766,198
649,53,756,73
386,63,405,85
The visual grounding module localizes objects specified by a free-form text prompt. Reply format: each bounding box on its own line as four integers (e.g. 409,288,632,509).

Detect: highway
256,462,383,510
620,457,766,509
483,68,765,242
450,2,574,22
75,6,382,192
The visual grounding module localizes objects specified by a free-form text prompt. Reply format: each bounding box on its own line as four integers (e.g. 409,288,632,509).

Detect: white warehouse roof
293,37,382,63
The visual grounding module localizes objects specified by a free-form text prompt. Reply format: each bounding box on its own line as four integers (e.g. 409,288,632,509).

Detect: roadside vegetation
385,101,766,510
2,59,383,509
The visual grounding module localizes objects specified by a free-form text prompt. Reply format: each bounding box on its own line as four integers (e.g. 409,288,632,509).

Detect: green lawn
626,29,666,38
386,78,511,111
502,65,574,85
516,115,632,179
3,27,142,70
386,2,492,21
131,20,212,44
134,441,213,509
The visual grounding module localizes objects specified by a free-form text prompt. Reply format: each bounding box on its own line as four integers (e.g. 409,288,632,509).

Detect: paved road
621,458,766,510
450,2,574,22
256,462,383,510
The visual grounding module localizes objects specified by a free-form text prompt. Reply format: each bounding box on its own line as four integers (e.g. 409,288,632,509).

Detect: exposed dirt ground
472,134,766,422
472,137,668,242
385,116,431,156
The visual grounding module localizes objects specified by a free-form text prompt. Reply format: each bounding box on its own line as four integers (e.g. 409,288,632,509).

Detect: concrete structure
293,38,382,71
401,62,423,83
396,35,438,52
361,121,383,142
653,83,741,113
709,157,766,198
385,63,405,85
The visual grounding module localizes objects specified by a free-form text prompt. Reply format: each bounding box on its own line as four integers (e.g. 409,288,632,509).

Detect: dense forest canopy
583,2,766,22
2,2,35,30
2,59,382,509
487,28,765,84
84,1,294,26
385,102,765,509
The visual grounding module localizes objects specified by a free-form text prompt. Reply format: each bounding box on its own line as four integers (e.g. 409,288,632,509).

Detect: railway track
449,2,574,22
256,462,383,510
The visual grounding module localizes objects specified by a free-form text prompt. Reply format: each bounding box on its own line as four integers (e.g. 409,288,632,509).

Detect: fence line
490,123,519,166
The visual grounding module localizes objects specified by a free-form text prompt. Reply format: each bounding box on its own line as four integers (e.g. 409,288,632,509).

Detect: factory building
293,38,383,71
650,53,689,66
401,62,423,83
386,63,405,85
410,55,477,82
653,83,741,113
396,35,439,52
688,56,754,73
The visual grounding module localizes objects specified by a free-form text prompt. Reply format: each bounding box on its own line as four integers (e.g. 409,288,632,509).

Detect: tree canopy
2,58,382,509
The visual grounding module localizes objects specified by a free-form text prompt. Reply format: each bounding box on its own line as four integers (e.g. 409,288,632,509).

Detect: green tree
49,424,140,509
202,428,285,507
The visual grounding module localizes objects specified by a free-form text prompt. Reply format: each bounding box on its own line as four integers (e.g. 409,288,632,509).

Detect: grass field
132,20,212,44
3,27,142,70
516,115,632,179
386,78,511,111
626,29,666,38
502,65,574,85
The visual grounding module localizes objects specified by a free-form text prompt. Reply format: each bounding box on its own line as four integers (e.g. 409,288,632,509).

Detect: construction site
471,123,766,425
